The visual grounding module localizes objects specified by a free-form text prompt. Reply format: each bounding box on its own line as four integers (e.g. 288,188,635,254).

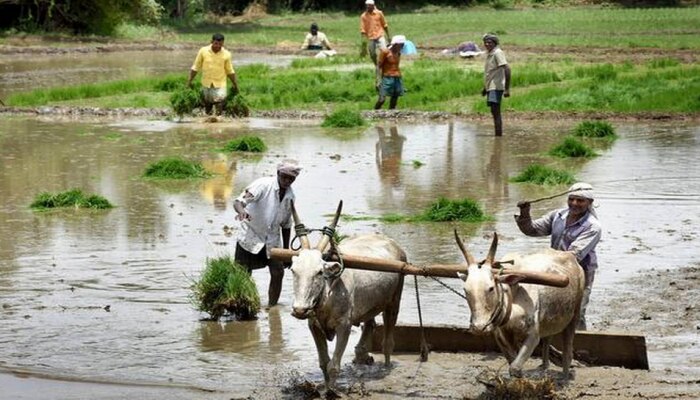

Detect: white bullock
455,231,584,377
290,201,405,391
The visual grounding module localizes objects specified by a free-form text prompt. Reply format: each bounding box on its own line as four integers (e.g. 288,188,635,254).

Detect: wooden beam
369,324,648,370
269,248,569,287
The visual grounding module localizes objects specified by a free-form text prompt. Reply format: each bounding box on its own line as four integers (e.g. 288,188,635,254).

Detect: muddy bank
1,105,697,122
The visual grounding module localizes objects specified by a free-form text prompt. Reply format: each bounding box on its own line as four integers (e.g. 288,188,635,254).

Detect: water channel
0,115,698,396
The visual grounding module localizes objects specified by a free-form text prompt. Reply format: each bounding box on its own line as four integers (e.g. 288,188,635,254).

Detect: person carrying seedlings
188,33,239,116
481,33,511,137
301,22,333,51
360,0,389,66
514,182,602,330
374,35,405,110
233,160,302,307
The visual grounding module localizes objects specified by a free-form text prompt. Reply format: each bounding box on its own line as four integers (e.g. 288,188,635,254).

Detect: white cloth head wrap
277,160,302,177
365,0,375,4
568,182,594,200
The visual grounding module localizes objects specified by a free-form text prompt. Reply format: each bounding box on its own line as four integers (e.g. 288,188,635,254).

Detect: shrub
549,136,598,158
30,189,113,210
573,120,617,138
191,256,260,320
143,157,210,179
221,136,267,152
510,164,575,186
322,108,365,128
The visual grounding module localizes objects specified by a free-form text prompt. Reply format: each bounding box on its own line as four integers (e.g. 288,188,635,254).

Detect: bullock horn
316,200,343,252
485,232,499,265
454,229,476,265
291,200,311,250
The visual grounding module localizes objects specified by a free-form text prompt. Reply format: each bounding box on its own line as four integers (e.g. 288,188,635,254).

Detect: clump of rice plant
548,136,597,158
191,255,260,320
322,108,365,128
412,160,425,168
573,120,617,138
224,92,251,118
477,369,562,400
143,157,211,179
170,86,203,117
221,135,266,152
418,197,489,223
510,164,575,186
30,189,114,210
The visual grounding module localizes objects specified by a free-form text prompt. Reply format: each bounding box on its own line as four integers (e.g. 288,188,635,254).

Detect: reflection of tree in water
376,125,406,189
200,155,237,211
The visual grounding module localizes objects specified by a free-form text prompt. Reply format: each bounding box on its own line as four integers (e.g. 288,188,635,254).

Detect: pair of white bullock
288,202,584,392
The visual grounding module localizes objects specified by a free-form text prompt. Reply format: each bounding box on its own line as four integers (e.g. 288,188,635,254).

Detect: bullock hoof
353,354,374,365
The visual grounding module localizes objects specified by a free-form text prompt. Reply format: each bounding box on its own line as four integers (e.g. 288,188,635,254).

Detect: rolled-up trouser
578,267,596,330
368,36,387,65
201,86,227,105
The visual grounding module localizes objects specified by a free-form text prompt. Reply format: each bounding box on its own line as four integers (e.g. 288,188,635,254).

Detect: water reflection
375,125,406,188
200,155,236,211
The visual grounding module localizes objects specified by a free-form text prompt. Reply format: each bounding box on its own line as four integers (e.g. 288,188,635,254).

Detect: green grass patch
510,164,576,186
321,108,365,128
290,55,365,69
30,189,114,210
190,255,260,320
380,197,490,223
548,136,597,158
170,86,202,117
573,120,617,138
143,157,211,179
220,135,266,152
411,160,425,168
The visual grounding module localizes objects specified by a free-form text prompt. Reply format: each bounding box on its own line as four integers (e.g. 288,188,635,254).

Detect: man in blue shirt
515,182,602,330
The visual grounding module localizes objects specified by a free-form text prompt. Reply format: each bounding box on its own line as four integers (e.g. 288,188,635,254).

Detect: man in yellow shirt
360,0,389,66
188,33,239,116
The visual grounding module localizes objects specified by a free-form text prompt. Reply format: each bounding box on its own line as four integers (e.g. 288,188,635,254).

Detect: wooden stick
269,248,569,287
526,187,593,204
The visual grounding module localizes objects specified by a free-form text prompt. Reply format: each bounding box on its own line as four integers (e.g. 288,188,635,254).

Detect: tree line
0,0,686,35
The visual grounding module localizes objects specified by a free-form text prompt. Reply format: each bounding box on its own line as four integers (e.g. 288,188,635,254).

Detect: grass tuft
548,136,597,158
221,135,267,152
511,164,576,186
30,189,114,210
224,92,251,118
143,157,211,179
573,120,617,138
321,108,365,128
170,86,202,117
191,255,260,320
418,197,489,222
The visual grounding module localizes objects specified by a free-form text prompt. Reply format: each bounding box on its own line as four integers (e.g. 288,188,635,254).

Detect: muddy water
0,50,296,99
0,117,698,394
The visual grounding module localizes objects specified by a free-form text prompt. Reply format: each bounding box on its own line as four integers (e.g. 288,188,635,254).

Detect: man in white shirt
233,160,301,307
301,22,333,51
481,33,511,137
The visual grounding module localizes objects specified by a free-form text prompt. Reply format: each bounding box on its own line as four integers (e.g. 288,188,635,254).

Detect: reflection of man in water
233,160,301,307
376,125,406,187
201,157,236,211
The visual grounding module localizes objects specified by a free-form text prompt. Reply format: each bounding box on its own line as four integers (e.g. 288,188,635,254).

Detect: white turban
365,0,375,4
568,182,594,200
277,160,302,177
390,35,406,45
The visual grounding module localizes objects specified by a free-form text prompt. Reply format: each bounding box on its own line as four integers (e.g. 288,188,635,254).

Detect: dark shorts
306,45,323,50
234,243,283,271
486,90,504,105
380,76,405,99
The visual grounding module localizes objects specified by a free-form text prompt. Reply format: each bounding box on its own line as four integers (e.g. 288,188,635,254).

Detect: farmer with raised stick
514,182,602,330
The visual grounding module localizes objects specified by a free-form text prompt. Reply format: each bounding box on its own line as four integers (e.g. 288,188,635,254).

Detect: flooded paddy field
0,116,698,398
